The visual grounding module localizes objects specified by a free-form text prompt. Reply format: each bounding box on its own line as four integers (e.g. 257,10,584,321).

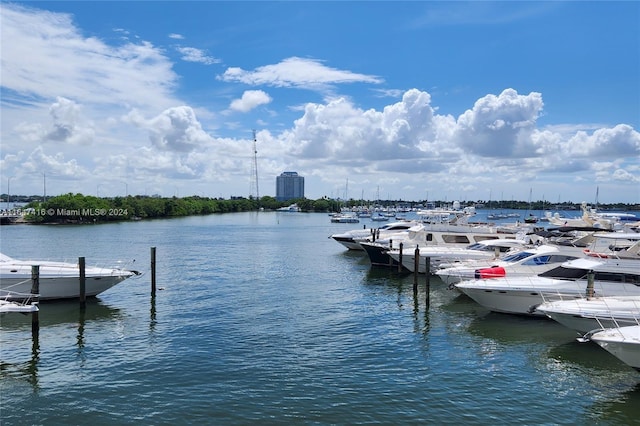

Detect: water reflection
0,299,121,392
590,381,640,424
150,293,157,331
465,311,576,346
547,340,628,372
361,267,433,337
0,346,40,391
1,299,121,329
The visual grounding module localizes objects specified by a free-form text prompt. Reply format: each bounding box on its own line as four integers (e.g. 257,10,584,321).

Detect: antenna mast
250,130,260,203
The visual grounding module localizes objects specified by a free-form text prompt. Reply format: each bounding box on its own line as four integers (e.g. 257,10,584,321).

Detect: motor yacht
589,325,640,371
0,253,139,301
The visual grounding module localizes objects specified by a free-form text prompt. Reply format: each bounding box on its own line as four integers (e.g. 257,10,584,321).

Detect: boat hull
1,274,133,300
0,299,39,314
392,251,497,274
591,326,640,371
360,242,398,267
544,311,640,334
0,257,136,301
331,235,365,251
457,277,640,316
536,297,640,334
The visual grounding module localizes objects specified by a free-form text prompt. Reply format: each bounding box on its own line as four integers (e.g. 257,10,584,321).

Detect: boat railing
15,257,139,273
1,289,40,304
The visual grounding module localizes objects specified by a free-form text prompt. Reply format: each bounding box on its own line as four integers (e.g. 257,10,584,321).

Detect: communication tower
250,130,260,202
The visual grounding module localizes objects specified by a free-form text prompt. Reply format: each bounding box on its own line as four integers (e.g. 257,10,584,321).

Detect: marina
1,210,640,424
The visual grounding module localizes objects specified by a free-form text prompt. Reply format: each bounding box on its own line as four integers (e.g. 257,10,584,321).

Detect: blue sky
1,1,639,204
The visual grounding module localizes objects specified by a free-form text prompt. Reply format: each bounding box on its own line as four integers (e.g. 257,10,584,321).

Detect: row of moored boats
329,206,640,372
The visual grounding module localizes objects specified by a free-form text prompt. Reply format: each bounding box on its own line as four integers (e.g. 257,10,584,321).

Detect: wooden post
79,256,86,306
151,246,157,295
425,256,431,307
31,265,39,336
413,246,420,292
586,270,595,299
398,243,404,273
30,265,40,295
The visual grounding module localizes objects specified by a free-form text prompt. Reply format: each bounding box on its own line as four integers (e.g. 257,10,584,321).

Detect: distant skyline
1,2,638,204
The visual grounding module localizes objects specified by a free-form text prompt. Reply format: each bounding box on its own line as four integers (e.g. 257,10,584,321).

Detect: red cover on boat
474,266,506,279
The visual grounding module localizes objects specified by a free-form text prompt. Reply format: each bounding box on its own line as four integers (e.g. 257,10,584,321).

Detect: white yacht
547,201,638,231
0,253,139,301
589,325,640,371
329,221,421,251
387,239,527,274
329,212,360,223
436,244,583,286
359,224,527,268
456,256,640,317
535,296,640,334
276,203,300,212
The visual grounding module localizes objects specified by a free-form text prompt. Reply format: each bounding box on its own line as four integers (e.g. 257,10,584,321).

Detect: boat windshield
521,254,578,266
501,251,535,262
466,242,516,252
538,265,588,280
538,266,640,284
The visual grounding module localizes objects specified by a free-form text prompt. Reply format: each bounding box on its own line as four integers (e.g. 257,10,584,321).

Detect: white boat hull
546,311,640,334
536,297,640,334
1,255,137,300
456,277,640,317
0,299,39,314
392,251,497,274
1,275,132,300
590,326,640,371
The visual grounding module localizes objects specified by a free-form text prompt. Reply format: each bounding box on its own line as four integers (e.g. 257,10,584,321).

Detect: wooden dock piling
30,265,39,295
398,243,404,273
79,256,86,306
586,270,595,298
413,246,420,292
151,246,157,295
425,257,431,306
31,265,39,336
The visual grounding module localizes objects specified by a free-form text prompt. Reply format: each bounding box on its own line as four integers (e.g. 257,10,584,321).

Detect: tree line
20,193,337,223
7,192,638,224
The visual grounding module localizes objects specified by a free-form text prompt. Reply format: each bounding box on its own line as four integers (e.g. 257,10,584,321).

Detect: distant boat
330,213,359,223
276,203,300,212
370,213,389,222
524,188,537,223
487,213,509,220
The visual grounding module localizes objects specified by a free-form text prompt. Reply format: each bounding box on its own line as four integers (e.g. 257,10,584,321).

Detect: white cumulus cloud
229,90,272,113
219,57,383,90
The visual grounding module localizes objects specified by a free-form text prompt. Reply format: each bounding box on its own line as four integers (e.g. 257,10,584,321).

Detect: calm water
1,211,639,425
